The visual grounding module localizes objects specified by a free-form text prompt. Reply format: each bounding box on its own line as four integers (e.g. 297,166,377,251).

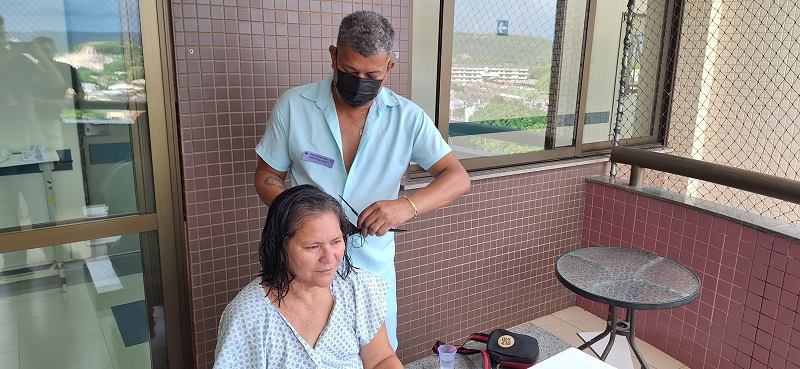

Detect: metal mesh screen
612,0,800,224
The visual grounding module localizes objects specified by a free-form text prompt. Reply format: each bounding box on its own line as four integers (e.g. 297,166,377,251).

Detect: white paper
85,255,123,293
533,347,618,369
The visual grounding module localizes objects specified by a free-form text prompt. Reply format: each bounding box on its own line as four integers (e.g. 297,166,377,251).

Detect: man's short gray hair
336,11,394,58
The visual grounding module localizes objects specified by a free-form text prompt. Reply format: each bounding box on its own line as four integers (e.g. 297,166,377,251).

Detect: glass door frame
0,0,190,367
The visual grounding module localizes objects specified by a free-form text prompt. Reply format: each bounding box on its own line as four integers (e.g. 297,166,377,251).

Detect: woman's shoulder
224,279,267,313
334,269,388,296
351,268,385,284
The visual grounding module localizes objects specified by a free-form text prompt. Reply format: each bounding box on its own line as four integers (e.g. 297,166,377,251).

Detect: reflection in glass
584,4,665,144
446,0,584,159
0,1,151,231
0,231,163,369
615,8,665,142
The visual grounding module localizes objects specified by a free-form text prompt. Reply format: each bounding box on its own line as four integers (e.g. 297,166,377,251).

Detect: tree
469,97,547,131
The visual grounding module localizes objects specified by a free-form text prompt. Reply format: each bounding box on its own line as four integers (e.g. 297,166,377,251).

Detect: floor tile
551,306,592,321
633,339,686,369
100,313,133,369
530,314,562,328
62,355,114,369
0,349,21,369
59,331,110,359
552,306,607,331
541,320,590,348
20,338,63,369
578,332,635,369
90,274,145,311
0,342,19,355
18,315,65,344
0,321,19,347
4,268,152,369
127,343,152,368
539,307,690,369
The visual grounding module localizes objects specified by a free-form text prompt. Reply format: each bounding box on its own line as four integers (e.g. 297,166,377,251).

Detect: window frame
418,0,673,176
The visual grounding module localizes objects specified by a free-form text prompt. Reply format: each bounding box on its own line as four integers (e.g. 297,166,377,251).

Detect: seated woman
214,184,402,369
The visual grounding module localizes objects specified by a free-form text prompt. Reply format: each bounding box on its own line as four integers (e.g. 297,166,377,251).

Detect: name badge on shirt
302,151,334,168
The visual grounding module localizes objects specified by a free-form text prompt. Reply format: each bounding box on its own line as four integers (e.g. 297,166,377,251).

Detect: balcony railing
611,146,800,206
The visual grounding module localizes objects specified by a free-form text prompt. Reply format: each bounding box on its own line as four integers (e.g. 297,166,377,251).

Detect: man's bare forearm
406,152,470,214
261,175,287,191
254,159,288,206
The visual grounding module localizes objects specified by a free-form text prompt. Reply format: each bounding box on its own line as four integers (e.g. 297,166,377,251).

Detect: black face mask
335,69,382,107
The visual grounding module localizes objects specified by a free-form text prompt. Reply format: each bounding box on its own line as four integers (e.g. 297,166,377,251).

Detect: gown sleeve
213,282,266,369
350,270,390,347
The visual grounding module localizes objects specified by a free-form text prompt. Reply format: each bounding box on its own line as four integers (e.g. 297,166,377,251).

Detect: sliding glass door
0,0,185,367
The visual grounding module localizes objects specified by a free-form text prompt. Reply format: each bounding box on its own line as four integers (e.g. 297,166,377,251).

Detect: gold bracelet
401,196,418,219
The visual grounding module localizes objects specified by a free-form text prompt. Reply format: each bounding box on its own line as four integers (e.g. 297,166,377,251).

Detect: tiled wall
582,179,800,369
395,164,606,362
170,1,410,367
169,0,609,367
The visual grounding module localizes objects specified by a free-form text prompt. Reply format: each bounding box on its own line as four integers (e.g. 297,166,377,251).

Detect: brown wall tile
395,164,604,362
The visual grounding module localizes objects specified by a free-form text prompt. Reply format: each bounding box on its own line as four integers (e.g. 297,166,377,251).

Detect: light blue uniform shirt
255,75,451,349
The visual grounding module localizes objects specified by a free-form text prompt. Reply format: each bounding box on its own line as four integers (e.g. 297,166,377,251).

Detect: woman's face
286,211,345,290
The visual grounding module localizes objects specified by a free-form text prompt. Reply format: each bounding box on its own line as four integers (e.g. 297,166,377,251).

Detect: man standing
30,36,84,148
0,16,66,268
32,36,85,107
254,11,470,349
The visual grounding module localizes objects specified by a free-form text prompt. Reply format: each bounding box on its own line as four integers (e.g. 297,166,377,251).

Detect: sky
0,0,138,34
453,0,558,40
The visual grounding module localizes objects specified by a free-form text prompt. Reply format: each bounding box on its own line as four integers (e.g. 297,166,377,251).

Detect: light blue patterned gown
213,268,388,369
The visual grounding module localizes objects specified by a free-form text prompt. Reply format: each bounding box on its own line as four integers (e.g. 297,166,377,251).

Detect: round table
555,247,701,369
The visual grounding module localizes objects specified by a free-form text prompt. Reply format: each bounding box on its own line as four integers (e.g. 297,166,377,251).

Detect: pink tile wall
582,181,800,369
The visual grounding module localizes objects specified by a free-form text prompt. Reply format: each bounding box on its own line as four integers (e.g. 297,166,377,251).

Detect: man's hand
357,152,470,237
357,198,416,237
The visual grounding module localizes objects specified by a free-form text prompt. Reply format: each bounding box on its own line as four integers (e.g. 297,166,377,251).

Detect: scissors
339,195,407,235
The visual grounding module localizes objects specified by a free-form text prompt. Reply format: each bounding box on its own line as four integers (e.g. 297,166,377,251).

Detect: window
0,0,185,366
0,0,151,230
435,0,670,171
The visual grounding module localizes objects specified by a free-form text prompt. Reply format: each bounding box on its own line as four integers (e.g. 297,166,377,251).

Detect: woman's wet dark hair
258,184,354,303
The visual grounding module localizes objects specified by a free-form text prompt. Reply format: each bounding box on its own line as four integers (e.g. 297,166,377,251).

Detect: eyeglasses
339,195,406,235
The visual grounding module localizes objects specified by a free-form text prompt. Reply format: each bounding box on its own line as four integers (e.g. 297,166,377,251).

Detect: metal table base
578,305,648,369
